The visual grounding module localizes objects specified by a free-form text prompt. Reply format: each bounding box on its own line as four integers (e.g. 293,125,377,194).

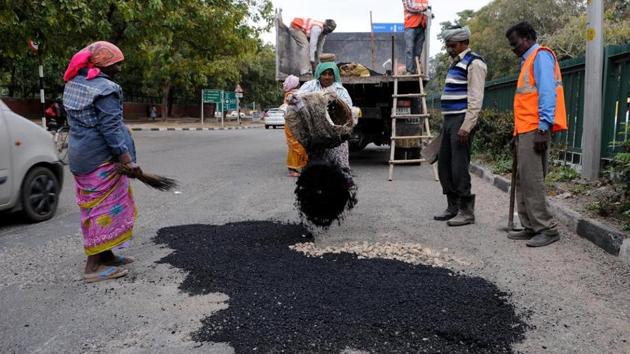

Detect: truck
275,10,432,155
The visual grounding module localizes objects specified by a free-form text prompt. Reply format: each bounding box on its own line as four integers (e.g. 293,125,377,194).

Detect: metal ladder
388,57,439,181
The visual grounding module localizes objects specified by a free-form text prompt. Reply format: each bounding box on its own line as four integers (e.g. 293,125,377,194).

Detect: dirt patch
548,180,630,232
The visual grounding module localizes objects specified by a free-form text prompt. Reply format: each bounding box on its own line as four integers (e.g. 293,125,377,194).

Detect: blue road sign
372,23,405,33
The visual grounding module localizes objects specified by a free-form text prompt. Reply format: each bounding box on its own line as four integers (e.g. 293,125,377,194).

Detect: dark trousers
438,114,472,197
404,27,426,73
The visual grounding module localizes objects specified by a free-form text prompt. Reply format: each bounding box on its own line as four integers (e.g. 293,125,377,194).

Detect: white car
0,100,64,222
264,108,285,129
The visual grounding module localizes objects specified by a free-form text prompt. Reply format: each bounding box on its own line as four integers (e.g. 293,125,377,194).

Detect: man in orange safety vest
289,17,336,76
505,22,568,248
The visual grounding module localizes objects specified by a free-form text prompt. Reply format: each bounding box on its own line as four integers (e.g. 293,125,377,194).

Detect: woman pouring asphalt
297,61,354,180
287,61,358,227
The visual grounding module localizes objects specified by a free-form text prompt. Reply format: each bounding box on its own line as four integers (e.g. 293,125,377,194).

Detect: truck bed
275,11,429,83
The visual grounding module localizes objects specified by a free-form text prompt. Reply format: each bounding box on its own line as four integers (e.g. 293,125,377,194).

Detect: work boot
447,195,475,226
526,229,560,247
507,228,536,240
434,194,458,221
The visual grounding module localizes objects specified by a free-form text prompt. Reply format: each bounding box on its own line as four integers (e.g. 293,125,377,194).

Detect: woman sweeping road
63,41,139,283
282,75,308,177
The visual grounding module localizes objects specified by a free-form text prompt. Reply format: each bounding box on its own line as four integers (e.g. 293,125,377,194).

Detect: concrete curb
128,125,263,132
471,162,628,260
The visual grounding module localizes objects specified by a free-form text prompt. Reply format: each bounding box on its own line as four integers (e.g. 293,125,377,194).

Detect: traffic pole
39,54,45,128
221,91,225,128
201,90,204,125
236,95,240,125
581,0,604,180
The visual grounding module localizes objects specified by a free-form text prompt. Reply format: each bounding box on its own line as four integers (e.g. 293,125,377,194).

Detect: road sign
224,91,237,111
372,23,404,33
202,89,222,104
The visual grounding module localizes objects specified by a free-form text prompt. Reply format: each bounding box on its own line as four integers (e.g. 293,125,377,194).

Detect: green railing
602,43,630,159
429,43,630,163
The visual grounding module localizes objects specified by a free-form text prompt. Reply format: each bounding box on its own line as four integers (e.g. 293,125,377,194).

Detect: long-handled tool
507,146,517,230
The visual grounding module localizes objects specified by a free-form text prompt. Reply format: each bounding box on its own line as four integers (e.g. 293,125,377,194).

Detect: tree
128,0,273,118
238,43,282,110
0,0,274,118
427,0,630,95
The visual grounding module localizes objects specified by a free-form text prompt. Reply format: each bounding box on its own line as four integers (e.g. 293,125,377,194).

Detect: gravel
154,221,528,353
290,241,471,268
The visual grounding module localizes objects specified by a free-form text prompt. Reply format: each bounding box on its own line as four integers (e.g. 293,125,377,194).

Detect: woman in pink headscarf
63,41,140,283
282,75,308,177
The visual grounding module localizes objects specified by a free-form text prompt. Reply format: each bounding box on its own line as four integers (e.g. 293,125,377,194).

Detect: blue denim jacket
63,70,136,175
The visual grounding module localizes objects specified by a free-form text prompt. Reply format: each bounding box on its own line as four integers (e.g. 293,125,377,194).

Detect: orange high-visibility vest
513,46,568,135
291,17,325,37
403,0,428,29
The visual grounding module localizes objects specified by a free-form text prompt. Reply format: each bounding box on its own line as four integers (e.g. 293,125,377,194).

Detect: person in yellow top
505,22,568,247
282,75,308,177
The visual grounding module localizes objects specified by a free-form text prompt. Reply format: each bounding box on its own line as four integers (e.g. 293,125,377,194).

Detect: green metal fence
429,43,630,164
602,43,630,159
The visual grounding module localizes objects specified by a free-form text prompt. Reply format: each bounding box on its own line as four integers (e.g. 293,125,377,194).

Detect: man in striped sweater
434,26,487,227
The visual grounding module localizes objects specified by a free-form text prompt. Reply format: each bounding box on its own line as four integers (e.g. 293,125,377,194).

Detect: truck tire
21,166,60,223
349,132,369,152
394,147,422,162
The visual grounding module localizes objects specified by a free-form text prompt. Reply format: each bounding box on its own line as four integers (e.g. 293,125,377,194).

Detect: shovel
508,146,517,231
421,133,441,164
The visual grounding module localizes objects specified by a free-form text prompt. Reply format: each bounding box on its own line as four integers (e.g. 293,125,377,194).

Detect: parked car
0,99,64,222
264,108,285,129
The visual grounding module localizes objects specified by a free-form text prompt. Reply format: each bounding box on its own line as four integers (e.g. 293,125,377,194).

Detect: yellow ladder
388,57,438,181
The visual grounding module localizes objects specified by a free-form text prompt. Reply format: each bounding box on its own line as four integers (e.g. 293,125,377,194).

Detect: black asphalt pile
155,221,528,353
295,161,357,227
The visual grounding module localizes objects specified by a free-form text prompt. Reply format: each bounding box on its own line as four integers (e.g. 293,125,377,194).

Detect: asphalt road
1,129,629,353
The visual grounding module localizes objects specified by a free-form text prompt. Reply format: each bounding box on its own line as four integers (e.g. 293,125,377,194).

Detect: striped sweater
441,51,484,115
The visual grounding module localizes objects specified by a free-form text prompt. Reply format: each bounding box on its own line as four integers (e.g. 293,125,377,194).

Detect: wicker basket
285,90,353,151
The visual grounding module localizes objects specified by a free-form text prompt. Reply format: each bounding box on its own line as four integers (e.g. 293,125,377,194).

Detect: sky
262,0,493,58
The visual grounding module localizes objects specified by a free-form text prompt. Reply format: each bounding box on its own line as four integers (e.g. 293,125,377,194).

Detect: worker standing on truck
434,26,487,227
402,0,429,75
289,17,337,76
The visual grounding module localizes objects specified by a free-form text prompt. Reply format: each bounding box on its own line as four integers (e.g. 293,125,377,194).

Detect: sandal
105,255,136,266
84,266,128,283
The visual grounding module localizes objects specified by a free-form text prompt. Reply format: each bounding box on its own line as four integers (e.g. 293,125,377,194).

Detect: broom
117,164,179,192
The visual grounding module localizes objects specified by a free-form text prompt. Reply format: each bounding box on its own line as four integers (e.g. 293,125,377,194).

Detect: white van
0,99,64,222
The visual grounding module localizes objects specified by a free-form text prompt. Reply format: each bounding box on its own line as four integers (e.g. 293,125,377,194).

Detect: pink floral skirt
74,163,136,256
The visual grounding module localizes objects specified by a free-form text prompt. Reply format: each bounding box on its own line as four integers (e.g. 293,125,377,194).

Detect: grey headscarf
441,26,471,42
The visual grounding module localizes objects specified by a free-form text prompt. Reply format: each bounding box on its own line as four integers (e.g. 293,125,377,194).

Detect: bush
547,165,579,182
604,123,630,229
473,110,514,161
492,155,513,175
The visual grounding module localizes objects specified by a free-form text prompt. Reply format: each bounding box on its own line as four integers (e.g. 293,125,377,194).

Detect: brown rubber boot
447,194,475,226
434,194,459,221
